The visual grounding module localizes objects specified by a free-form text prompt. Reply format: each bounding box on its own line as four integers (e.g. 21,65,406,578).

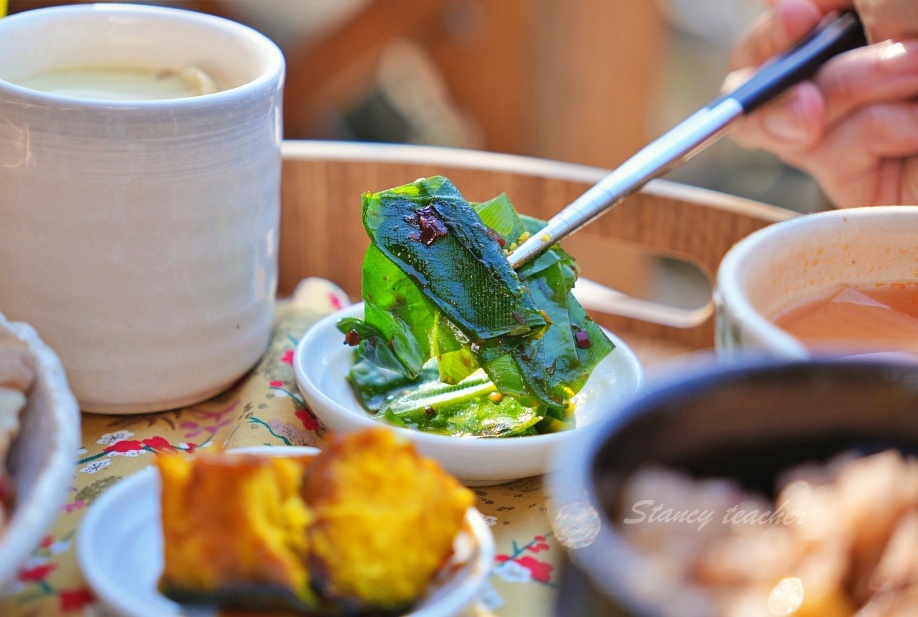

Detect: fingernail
877,40,918,70
764,108,805,143
879,41,908,62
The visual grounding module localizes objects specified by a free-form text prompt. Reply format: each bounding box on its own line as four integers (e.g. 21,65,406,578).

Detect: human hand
727,0,918,208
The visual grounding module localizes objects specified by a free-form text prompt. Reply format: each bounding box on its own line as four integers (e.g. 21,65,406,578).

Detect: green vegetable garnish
337,176,614,437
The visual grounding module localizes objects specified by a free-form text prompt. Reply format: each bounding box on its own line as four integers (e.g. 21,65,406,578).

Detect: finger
730,0,826,70
816,40,918,127
730,40,918,160
763,0,852,8
803,102,918,206
729,80,827,151
807,0,855,11
854,0,918,43
817,102,918,168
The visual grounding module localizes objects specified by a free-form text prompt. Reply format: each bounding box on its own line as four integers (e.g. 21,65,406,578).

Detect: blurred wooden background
8,0,667,170
7,0,828,212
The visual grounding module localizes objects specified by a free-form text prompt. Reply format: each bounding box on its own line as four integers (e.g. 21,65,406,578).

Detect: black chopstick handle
507,12,866,269
726,11,867,114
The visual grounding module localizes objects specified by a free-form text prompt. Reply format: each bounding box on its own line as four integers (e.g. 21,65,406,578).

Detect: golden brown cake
157,428,475,615
157,452,318,611
302,429,474,613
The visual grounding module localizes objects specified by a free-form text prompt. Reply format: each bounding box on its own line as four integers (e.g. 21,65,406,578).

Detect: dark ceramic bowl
547,357,918,617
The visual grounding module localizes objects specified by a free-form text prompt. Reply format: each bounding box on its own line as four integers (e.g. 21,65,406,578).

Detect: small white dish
0,314,81,592
294,303,645,486
77,446,494,617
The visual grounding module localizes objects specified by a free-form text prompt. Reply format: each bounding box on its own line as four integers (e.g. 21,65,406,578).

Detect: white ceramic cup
715,206,918,359
0,4,285,413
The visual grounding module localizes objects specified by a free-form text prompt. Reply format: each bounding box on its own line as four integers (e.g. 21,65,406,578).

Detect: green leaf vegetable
336,176,615,437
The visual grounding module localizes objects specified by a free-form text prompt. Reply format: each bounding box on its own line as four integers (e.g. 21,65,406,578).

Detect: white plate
77,446,495,617
294,303,645,486
0,315,81,593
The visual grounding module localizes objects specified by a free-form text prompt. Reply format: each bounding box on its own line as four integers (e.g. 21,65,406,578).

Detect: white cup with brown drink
715,206,918,361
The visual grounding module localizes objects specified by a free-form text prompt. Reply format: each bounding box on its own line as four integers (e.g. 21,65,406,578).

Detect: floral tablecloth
0,277,565,617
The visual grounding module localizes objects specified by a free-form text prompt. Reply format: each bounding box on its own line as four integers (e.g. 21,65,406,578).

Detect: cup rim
715,205,918,357
0,2,285,109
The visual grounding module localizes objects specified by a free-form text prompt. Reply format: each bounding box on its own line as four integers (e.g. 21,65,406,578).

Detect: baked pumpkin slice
157,428,474,615
302,429,473,614
157,451,317,612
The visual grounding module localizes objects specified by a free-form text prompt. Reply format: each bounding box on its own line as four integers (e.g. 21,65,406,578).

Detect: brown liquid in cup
771,282,918,354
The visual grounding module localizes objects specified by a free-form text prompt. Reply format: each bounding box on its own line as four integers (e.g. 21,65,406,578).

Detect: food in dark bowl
547,358,918,617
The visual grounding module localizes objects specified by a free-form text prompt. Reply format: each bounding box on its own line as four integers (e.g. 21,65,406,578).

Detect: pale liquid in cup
771,281,918,354
14,65,220,100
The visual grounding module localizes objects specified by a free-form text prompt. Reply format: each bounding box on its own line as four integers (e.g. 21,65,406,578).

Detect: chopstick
507,12,866,269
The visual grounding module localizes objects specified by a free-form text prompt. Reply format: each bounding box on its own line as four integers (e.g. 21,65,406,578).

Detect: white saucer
294,303,645,486
77,446,494,617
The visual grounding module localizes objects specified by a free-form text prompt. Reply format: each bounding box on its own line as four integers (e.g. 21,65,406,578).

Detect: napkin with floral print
0,277,564,617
